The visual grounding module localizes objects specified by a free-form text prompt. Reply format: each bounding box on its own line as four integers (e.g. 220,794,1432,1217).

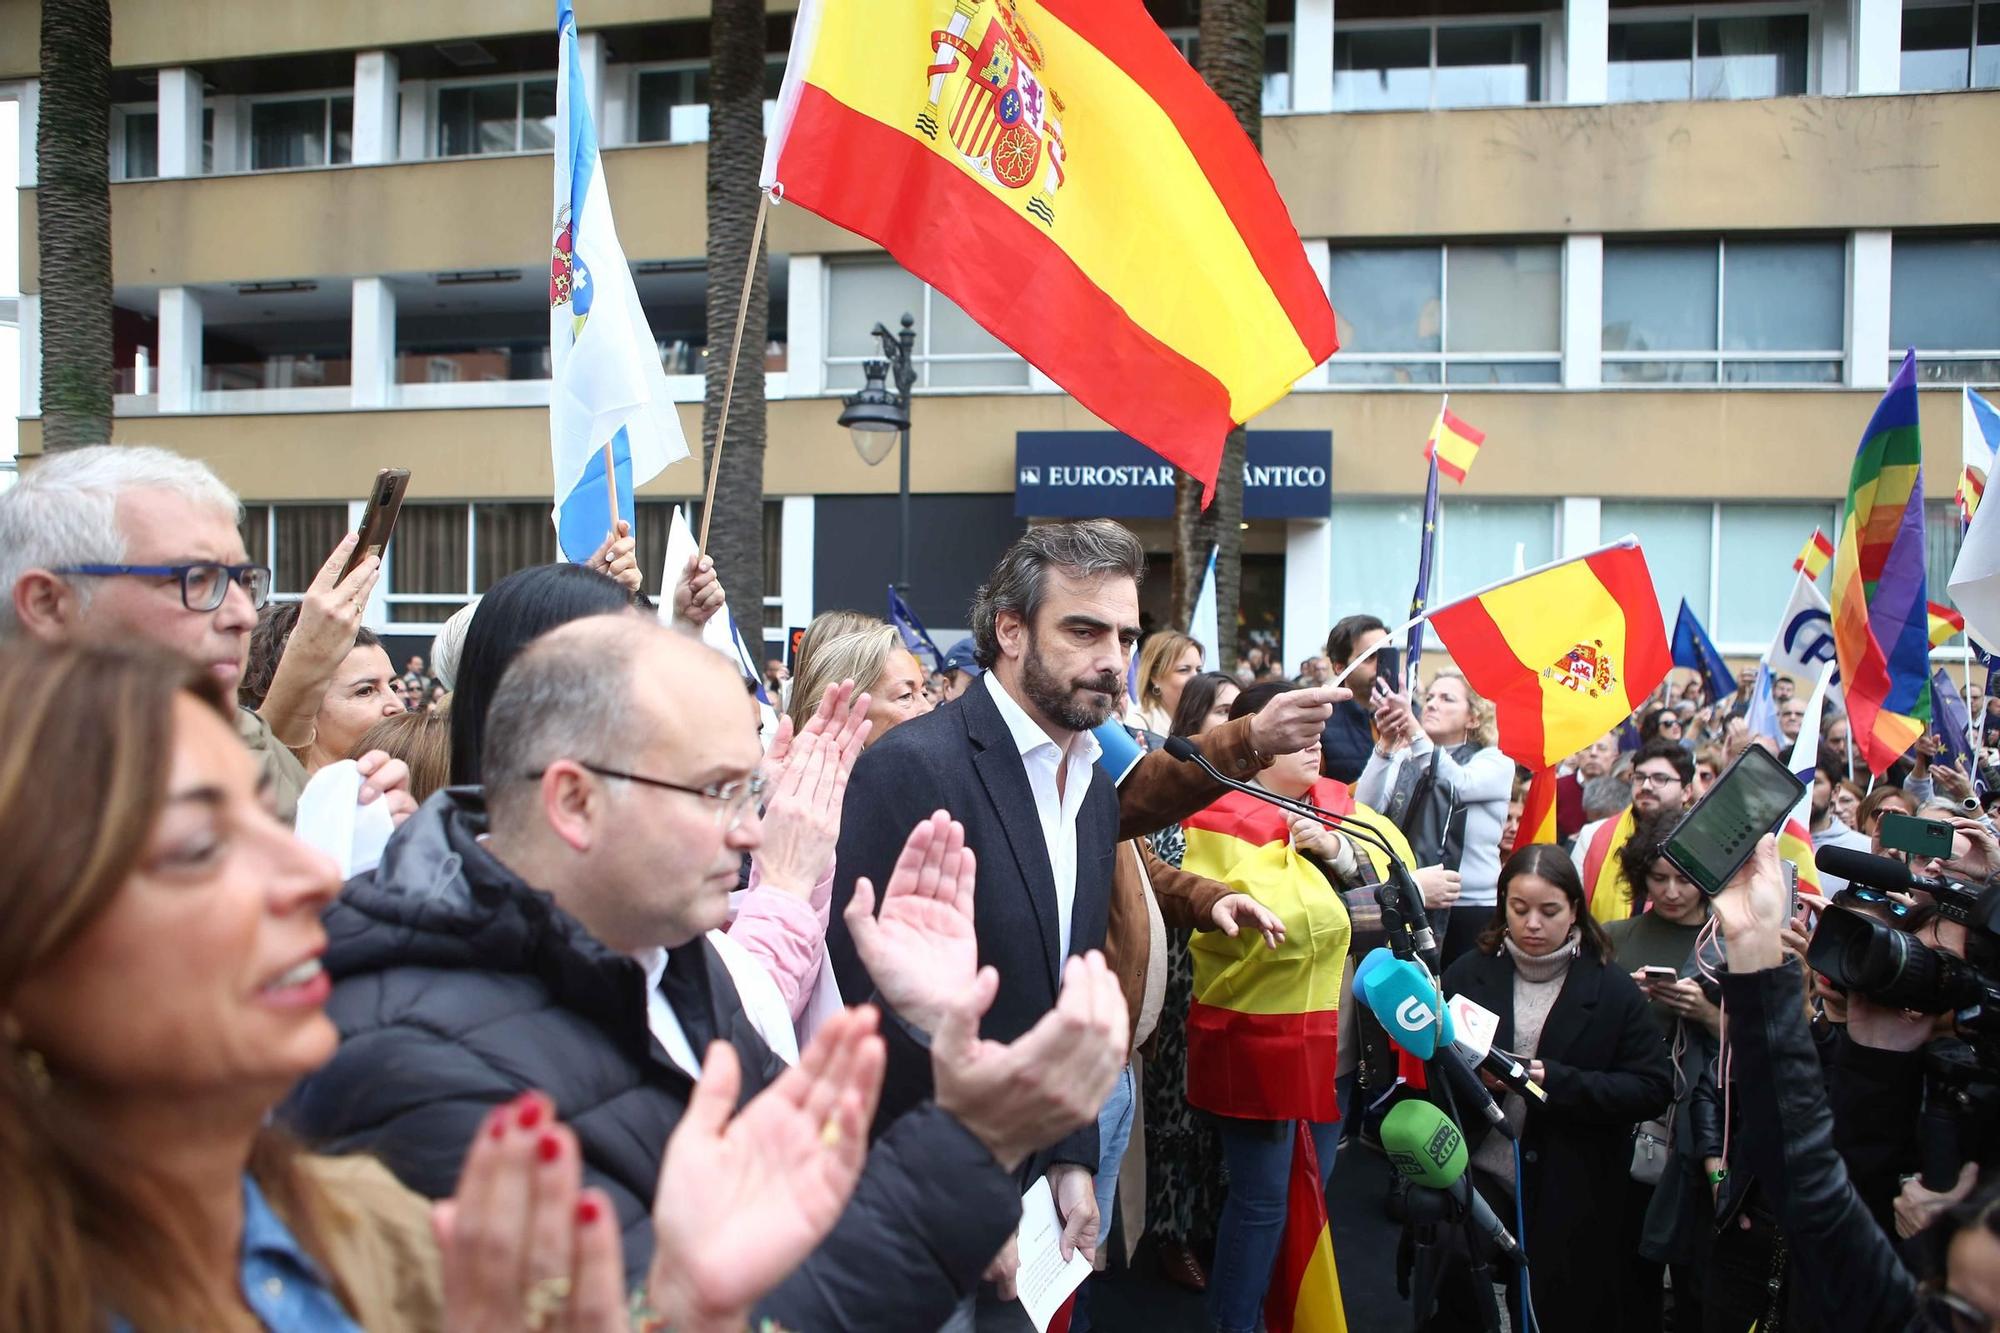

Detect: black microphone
1470,1046,1547,1105
1814,844,1954,898
1435,1042,1512,1136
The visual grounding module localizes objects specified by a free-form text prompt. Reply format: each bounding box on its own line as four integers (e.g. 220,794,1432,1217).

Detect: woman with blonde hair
1135,630,1204,733
1358,666,1514,964
787,618,930,748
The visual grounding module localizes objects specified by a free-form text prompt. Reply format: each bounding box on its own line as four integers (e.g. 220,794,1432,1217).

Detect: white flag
1190,545,1221,671
1766,571,1838,686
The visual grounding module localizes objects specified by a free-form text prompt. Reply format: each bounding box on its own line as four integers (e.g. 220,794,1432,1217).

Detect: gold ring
819,1117,844,1148
523,1275,572,1331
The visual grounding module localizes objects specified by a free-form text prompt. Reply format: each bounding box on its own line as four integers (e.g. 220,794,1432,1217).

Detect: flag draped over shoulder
762,0,1337,501
1832,351,1932,774
1424,542,1673,771
550,0,686,561
1580,807,1639,923
1264,1122,1349,1333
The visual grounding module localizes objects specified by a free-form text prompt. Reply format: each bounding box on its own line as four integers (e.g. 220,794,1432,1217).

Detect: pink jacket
726,856,834,1020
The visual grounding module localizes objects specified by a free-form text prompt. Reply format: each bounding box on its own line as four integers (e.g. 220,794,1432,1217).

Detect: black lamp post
838,312,917,593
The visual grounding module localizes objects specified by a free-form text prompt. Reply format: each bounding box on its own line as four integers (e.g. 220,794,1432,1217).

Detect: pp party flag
1778,662,1832,896
1793,528,1834,579
1767,570,1839,688
1517,767,1560,848
1931,600,1967,648
549,0,687,561
761,0,1337,502
1671,599,1735,703
1832,351,1932,774
1263,1121,1349,1333
1961,387,2000,524
887,584,945,670
1190,544,1222,671
1422,540,1674,771
661,506,779,740
1424,406,1486,485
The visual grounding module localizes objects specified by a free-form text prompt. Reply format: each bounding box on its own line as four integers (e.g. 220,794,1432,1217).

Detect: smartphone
339,468,411,582
1878,811,1955,861
1372,644,1402,698
1662,744,1808,896
1638,965,1678,987
1784,860,1800,919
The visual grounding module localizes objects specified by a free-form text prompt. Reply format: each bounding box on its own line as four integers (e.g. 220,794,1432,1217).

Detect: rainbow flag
1424,406,1485,485
1517,767,1559,848
762,0,1338,501
1264,1121,1349,1333
1793,528,1834,579
1182,781,1408,1123
1424,542,1674,771
1832,351,1933,774
1930,600,1966,648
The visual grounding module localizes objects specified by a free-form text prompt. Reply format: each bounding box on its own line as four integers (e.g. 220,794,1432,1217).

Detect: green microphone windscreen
1381,1098,1468,1189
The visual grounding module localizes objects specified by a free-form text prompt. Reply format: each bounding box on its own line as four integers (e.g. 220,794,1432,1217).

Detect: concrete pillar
352,51,400,165
1562,235,1604,388
1560,497,1603,559
157,68,204,178
158,287,204,413
208,96,241,173
1562,0,1609,103
578,32,608,132
1299,239,1332,388
18,293,40,417
1848,230,1893,390
17,79,38,188
784,254,825,397
779,496,816,643
1292,0,1335,114
397,80,427,160
1851,0,1901,94
1284,518,1333,673
351,278,397,407
1820,2,1853,96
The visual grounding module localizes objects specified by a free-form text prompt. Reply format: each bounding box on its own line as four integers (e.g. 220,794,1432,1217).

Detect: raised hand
672,553,726,629
1248,683,1350,757
1208,892,1286,950
843,811,980,1035
645,1008,885,1329
754,726,841,897
1713,835,1790,972
259,533,381,746
586,520,641,594
764,679,872,797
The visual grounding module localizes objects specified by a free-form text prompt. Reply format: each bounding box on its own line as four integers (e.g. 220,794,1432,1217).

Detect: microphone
1380,1099,1523,1261
1814,844,1947,896
1447,993,1547,1104
1355,952,1510,1135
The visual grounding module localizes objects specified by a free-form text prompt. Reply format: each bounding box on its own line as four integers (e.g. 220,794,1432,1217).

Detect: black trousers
1432,904,1492,970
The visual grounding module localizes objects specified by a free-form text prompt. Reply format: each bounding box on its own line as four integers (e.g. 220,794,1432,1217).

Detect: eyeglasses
54,562,272,613
1657,717,1683,730
533,761,768,831
1631,771,1683,789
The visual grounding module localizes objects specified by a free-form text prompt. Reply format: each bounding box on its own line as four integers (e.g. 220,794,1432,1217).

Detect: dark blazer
831,675,1119,1176
1441,944,1673,1333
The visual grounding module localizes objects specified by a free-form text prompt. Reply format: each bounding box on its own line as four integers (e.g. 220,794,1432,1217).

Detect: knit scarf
1473,931,1579,1191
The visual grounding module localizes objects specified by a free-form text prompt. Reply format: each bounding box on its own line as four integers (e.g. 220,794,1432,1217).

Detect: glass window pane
1695,15,1809,100
1601,501,1711,628
1330,498,1423,622
1716,504,1835,643
1446,244,1560,354
475,504,557,591
437,84,519,157
1437,501,1556,604
1435,24,1542,108
1609,20,1693,102
122,111,158,179
1327,361,1443,384
927,291,1014,359
826,262,923,360
1603,360,1721,383
927,358,1030,389
1604,243,1719,353
1981,3,2000,85
1902,1,1974,91
1263,30,1292,113
1723,240,1844,352
636,69,705,141
239,505,271,570
1892,236,2000,351
1927,501,1961,638
521,80,558,151
250,99,328,170
1722,359,1842,384
1333,28,1431,111
1445,360,1561,385
390,506,470,599
330,96,353,165
272,505,351,596
1330,247,1442,356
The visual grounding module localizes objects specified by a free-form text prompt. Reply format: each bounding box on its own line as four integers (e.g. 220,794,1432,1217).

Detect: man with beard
830,519,1143,1332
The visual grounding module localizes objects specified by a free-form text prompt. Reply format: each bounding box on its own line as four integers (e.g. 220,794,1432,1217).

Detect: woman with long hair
1136,631,1204,734
1429,845,1674,1333
1358,668,1513,963
786,616,927,747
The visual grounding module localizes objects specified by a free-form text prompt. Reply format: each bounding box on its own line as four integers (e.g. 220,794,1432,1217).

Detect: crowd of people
2,442,2000,1333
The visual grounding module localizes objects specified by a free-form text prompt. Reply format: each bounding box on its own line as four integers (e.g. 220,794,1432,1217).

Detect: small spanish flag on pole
1793,528,1834,580
1517,767,1560,848
1424,405,1486,485
1930,600,1967,648
1263,1122,1349,1333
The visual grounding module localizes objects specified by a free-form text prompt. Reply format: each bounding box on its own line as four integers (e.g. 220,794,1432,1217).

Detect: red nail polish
517,1099,545,1129
537,1133,561,1163
576,1198,601,1224
488,1117,507,1141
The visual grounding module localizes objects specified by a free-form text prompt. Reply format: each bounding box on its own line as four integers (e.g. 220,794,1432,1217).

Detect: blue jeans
1069,1063,1137,1333
1207,1116,1340,1333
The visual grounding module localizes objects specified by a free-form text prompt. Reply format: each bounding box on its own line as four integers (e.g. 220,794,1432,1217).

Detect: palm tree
36,0,114,450
701,0,771,634
1170,0,1266,669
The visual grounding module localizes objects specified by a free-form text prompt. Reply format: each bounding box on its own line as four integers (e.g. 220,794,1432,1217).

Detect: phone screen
1373,645,1402,697
1662,745,1807,896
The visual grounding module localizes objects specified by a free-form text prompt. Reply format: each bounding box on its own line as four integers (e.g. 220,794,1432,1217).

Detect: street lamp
838,312,917,592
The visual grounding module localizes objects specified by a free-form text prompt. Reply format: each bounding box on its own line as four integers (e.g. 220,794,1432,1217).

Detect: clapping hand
585,520,641,594
753,682,871,898
1372,691,1419,753
843,811,979,1036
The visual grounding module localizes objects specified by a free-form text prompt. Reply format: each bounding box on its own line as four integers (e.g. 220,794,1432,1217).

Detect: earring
1,1015,50,1093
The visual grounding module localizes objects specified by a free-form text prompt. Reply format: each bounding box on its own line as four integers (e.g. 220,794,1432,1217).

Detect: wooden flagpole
697,191,772,553
603,441,620,535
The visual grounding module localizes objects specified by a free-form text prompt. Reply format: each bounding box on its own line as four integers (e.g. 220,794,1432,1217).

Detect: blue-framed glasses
54,563,273,613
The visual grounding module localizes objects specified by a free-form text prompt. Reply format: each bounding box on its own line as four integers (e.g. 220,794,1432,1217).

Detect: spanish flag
1930,600,1966,648
762,0,1338,500
1425,542,1674,772
1424,407,1485,485
1517,767,1559,848
1579,807,1639,923
1265,1122,1349,1333
1794,528,1834,579
1182,781,1410,1122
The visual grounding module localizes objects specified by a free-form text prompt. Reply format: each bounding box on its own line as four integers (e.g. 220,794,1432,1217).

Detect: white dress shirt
634,947,704,1079
983,671,1102,962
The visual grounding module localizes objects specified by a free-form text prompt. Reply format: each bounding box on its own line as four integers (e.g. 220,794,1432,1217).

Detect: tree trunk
702,0,771,638
1170,0,1265,670
36,0,114,450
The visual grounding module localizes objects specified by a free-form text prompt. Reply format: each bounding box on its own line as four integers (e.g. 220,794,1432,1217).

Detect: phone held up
338,468,412,583
1877,811,1956,861
1662,744,1808,897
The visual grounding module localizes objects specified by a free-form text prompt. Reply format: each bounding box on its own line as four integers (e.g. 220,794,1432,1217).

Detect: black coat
1441,944,1674,1333
830,675,1118,1178
283,790,1016,1332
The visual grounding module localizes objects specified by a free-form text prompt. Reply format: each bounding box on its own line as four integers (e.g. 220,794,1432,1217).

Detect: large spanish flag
1425,542,1674,771
762,0,1338,499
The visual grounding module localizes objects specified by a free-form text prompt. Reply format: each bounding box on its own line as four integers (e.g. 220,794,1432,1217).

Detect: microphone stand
1162,737,1507,1332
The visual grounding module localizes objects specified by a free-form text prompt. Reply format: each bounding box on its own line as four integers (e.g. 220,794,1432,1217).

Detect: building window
435,78,558,157
1329,497,1556,622
1327,243,1562,386
386,505,472,624
1901,1,2000,90
118,109,157,179
248,95,353,170
1330,20,1544,111
633,57,786,142
1891,234,2000,383
1602,500,1837,646
1166,28,1294,113
1602,238,1844,385
237,504,351,598
824,260,1027,391
396,276,553,384
1608,12,1810,102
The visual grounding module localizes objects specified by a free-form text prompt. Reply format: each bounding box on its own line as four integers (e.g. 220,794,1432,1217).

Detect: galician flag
550,0,687,561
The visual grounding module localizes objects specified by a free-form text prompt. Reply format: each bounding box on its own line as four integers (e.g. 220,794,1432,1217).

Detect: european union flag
1671,600,1735,704
887,585,944,672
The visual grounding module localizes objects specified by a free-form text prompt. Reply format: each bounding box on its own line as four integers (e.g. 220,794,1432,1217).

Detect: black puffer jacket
283,789,1017,1331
